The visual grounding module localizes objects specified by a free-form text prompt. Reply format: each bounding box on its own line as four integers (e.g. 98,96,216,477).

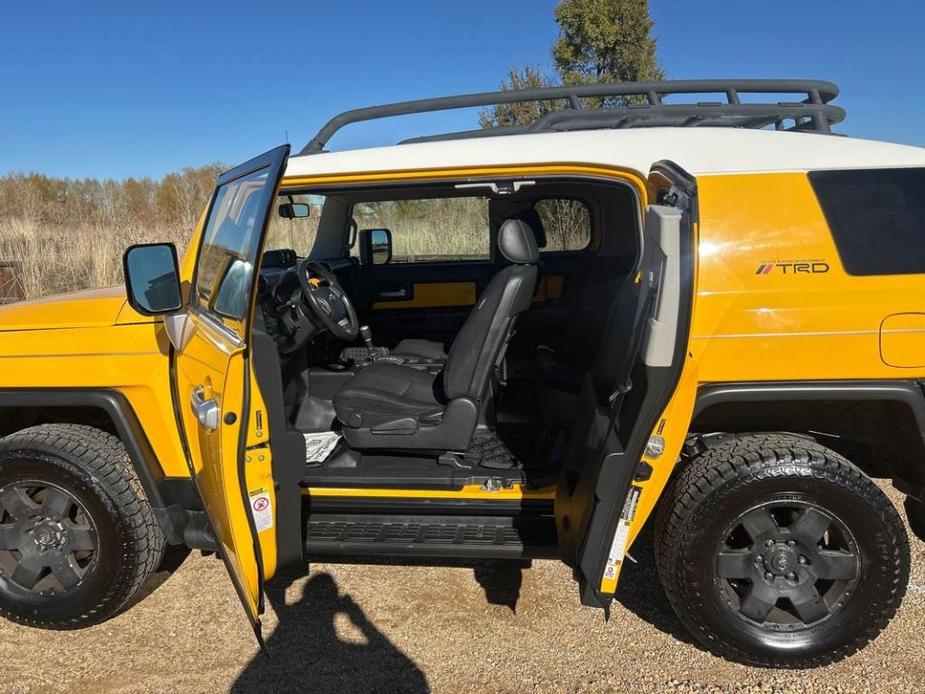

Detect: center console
336,325,444,373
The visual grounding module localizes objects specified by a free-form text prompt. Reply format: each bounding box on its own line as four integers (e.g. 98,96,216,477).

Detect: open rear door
171,145,289,646
555,161,699,609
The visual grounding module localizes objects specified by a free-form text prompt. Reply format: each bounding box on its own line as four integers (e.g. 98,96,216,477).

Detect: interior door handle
191,386,220,431
378,287,410,299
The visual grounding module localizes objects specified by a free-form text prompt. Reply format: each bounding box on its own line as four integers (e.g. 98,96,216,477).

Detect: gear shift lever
360,325,375,358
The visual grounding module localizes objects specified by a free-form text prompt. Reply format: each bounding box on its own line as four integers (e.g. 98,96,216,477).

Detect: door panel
556,163,697,609
175,320,264,618
172,145,289,643
370,280,477,310
348,261,494,348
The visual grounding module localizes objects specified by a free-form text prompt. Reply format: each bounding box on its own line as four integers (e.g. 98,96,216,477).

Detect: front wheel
0,424,165,628
654,433,909,667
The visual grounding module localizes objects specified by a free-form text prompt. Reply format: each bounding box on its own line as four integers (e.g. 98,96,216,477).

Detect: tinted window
810,168,925,276
195,168,272,320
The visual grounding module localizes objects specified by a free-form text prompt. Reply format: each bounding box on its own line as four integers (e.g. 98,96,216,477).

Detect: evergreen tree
481,0,664,126
553,0,664,87
478,66,559,129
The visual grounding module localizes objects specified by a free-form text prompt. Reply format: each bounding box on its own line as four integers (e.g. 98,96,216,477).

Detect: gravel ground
1,482,924,694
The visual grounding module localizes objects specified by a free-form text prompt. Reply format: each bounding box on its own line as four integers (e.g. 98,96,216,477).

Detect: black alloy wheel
715,500,859,629
0,480,99,600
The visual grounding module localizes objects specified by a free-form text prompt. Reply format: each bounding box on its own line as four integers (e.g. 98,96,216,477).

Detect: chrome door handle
191,386,220,431
379,288,410,299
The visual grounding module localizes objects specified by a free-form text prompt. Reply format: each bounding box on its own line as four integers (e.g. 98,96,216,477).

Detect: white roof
284,127,925,180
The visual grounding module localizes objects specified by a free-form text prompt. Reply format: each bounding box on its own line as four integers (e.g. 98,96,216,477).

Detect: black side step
304,513,559,560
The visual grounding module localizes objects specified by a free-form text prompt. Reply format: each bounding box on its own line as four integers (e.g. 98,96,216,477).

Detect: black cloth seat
333,218,539,451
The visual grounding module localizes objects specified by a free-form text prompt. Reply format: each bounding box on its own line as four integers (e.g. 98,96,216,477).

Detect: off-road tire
0,424,165,628
654,432,909,667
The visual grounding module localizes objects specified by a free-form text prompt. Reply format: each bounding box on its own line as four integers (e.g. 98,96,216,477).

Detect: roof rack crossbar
300,79,842,155
398,102,845,146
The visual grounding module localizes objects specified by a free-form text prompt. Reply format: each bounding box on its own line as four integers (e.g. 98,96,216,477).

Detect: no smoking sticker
249,489,274,533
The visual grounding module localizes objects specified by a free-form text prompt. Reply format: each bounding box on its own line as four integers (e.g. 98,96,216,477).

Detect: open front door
172,145,289,645
555,161,699,609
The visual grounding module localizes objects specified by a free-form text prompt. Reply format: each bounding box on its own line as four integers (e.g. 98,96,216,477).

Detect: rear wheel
654,433,909,667
0,424,165,628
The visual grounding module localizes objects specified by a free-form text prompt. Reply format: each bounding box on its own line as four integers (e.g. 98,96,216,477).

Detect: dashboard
256,249,356,350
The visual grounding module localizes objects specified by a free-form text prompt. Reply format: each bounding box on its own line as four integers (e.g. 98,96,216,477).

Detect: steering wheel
296,259,359,341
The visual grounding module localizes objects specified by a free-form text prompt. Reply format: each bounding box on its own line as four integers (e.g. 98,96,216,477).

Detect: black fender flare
693,379,925,497
694,379,925,438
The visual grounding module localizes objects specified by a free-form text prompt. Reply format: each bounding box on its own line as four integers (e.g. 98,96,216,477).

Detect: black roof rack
299,79,844,155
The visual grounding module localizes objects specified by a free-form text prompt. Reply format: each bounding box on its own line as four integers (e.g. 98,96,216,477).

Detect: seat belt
605,251,662,416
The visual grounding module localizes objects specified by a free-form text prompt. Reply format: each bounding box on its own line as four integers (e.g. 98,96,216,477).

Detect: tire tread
654,432,909,667
0,423,165,629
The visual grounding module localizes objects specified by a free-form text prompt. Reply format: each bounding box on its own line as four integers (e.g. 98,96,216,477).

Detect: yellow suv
1,80,923,667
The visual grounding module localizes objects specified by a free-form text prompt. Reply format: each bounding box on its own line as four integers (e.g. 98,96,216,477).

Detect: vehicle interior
250,176,645,495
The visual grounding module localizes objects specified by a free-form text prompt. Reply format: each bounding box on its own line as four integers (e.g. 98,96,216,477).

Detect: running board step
304,513,559,560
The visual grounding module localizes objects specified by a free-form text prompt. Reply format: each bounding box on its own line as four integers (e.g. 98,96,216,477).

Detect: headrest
512,207,547,249
497,218,540,264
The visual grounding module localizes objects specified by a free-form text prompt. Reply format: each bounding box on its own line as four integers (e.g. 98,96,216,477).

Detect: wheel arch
691,380,925,501
0,389,195,544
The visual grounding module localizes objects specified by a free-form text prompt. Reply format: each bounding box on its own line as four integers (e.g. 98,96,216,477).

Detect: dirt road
2,483,924,693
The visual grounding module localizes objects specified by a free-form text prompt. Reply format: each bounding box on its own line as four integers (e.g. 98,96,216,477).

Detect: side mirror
123,243,182,316
359,228,392,266
279,202,310,219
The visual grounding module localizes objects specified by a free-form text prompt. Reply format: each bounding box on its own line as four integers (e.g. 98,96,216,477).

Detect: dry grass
0,217,190,300
0,197,589,301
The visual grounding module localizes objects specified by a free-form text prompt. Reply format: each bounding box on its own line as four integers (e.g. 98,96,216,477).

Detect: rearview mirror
359,228,392,266
123,243,182,316
279,202,310,219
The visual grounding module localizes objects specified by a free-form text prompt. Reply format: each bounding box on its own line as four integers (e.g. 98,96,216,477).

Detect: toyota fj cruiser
1,80,924,667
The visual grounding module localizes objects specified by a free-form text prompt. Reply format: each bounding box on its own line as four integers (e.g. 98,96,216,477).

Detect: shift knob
360,325,374,350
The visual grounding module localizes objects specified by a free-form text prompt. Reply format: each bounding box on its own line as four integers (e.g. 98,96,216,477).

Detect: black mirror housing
358,228,392,266
123,243,183,316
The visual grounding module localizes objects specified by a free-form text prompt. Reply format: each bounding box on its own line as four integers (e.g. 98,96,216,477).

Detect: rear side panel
692,172,925,382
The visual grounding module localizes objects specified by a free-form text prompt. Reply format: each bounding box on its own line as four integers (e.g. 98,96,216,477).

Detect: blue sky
2,1,924,180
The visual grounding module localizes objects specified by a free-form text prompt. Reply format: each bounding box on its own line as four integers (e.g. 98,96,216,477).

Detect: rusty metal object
0,261,25,304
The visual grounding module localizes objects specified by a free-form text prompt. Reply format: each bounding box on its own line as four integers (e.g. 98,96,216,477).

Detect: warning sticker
603,486,643,580
249,489,273,533
605,520,632,571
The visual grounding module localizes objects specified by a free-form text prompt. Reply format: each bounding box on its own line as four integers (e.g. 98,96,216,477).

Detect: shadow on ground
226,541,695,692
612,524,695,646
231,566,429,693
473,559,529,612
124,544,192,611
229,558,531,692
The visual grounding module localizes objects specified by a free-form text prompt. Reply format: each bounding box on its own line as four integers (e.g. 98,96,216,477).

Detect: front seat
333,218,540,451
391,207,546,362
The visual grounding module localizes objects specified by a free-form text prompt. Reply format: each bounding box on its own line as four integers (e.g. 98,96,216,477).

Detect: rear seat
535,272,635,426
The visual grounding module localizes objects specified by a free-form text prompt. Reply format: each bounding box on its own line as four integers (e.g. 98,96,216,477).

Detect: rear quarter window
810,167,925,276
534,198,592,252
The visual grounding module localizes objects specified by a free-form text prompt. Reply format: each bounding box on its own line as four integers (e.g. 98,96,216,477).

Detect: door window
351,197,491,263
194,169,274,322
